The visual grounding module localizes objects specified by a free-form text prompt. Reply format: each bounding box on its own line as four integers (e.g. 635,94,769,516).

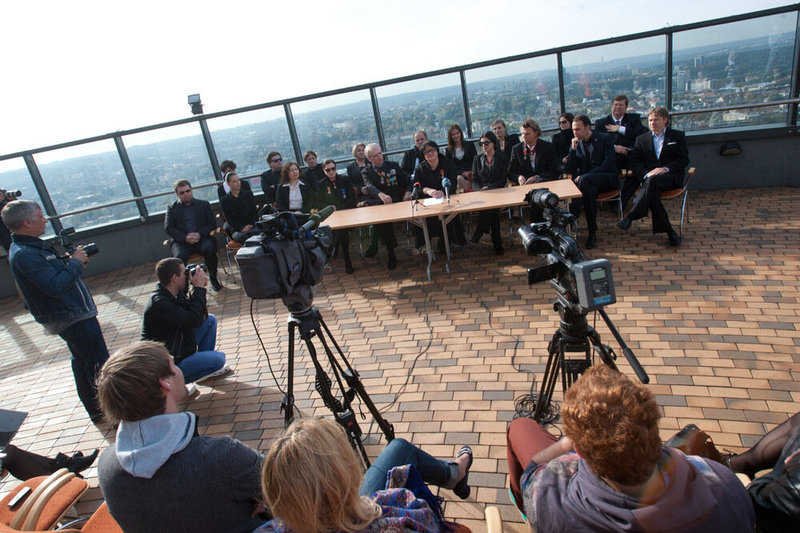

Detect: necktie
615,119,620,126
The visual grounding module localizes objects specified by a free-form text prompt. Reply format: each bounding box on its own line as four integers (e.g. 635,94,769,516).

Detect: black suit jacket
565,131,617,177
594,113,646,149
630,128,689,188
164,199,216,243
276,182,314,212
216,179,252,201
508,140,558,184
260,169,281,204
220,190,257,232
401,147,423,177
314,175,357,211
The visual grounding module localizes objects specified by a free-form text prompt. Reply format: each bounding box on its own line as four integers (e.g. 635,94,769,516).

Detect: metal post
665,33,674,110
459,71,473,139
788,8,800,129
370,87,386,152
198,118,221,181
557,53,566,114
23,154,63,235
114,136,148,218
284,104,303,163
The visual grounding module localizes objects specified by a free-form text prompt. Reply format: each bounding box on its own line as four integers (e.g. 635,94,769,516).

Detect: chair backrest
683,167,696,190
81,502,124,533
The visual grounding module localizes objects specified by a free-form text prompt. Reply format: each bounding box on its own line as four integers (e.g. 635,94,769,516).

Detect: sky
0,0,793,158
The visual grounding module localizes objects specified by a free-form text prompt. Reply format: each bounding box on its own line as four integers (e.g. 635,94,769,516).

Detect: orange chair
659,167,696,237
596,169,630,221
0,469,87,531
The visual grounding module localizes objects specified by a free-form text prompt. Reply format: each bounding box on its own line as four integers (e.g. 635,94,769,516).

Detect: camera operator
1,199,108,422
141,257,230,384
0,189,21,251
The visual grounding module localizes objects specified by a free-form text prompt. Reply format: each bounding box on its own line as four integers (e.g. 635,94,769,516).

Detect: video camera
518,189,615,313
59,227,99,258
236,206,335,313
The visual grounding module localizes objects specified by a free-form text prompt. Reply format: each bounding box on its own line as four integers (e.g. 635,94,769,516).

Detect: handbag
665,423,723,462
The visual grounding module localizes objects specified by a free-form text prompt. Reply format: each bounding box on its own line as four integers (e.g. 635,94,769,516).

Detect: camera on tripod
236,206,334,313
59,227,99,258
518,189,615,313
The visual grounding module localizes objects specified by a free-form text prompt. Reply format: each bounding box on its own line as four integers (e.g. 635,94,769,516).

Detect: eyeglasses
324,167,336,172
271,158,282,163
423,149,437,155
479,141,491,146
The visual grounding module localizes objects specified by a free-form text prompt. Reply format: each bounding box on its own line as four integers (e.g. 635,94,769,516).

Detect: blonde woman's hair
261,417,381,533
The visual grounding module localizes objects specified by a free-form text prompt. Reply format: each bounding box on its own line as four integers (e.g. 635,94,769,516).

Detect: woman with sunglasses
552,113,575,173
315,159,356,274
470,131,507,255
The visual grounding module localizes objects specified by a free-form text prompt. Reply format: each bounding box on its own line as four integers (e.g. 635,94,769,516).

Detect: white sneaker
195,364,232,383
185,383,199,399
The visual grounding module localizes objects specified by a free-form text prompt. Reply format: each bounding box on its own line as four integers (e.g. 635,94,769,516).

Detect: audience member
315,159,356,274
509,118,558,186
97,341,265,533
595,94,646,172
302,150,326,189
445,124,477,186
2,199,108,422
551,112,574,171
0,188,18,252
362,143,410,270
618,107,688,246
414,140,467,249
141,257,229,383
220,172,259,243
401,130,428,179
277,161,314,213
261,151,284,206
164,179,223,291
492,119,520,162
216,160,252,200
470,131,507,254
1,444,97,480
255,417,473,533
506,364,755,533
346,142,368,188
565,115,618,249
724,411,800,532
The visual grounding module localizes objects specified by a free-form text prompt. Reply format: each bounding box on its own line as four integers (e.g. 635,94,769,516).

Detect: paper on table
423,197,445,206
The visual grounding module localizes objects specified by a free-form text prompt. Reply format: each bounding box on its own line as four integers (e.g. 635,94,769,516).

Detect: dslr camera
59,227,99,258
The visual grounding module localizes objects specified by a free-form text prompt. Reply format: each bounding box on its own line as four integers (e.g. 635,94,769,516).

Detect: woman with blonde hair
256,417,472,533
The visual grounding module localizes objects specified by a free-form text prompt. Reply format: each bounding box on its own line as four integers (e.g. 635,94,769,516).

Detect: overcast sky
0,0,792,157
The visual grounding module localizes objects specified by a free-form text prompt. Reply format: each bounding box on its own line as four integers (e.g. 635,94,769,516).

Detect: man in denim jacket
2,200,108,422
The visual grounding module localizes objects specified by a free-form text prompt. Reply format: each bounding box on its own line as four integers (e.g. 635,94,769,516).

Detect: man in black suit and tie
565,115,618,249
618,107,689,246
595,95,646,174
509,118,559,222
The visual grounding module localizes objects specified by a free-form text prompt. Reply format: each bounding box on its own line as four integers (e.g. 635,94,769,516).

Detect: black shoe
344,260,354,274
210,276,223,291
387,250,397,270
452,445,473,500
617,217,632,230
584,233,597,249
668,230,682,246
470,231,482,244
55,449,99,478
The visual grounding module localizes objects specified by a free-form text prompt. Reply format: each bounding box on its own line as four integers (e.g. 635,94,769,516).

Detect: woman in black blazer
492,119,520,162
445,124,477,186
276,161,314,212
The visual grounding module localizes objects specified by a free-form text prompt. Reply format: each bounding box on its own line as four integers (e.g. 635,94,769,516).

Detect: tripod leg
587,329,618,371
281,321,297,427
533,331,564,423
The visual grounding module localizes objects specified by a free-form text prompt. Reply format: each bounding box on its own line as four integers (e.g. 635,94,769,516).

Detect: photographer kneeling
141,257,229,383
507,364,755,533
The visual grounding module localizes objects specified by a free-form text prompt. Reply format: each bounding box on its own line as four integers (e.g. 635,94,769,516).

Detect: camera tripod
281,304,395,467
531,295,649,423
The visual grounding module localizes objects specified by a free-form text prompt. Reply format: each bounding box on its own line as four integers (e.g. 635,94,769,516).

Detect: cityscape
0,28,795,231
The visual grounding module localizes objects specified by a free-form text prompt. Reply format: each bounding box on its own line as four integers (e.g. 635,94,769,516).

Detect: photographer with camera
141,257,229,384
0,188,22,251
1,200,109,422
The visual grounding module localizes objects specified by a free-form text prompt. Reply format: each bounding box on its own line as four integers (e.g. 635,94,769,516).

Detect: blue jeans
359,438,454,496
58,317,109,419
177,314,226,383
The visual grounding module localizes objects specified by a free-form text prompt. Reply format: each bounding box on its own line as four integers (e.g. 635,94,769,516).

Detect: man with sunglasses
260,151,283,207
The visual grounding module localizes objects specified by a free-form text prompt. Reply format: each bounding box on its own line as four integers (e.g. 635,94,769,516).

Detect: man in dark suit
565,115,618,249
618,107,689,246
594,95,646,174
400,130,428,180
165,179,222,290
509,118,559,222
260,151,283,206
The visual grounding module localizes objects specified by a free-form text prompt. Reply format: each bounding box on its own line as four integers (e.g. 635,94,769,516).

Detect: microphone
300,205,335,233
411,181,422,201
441,171,451,204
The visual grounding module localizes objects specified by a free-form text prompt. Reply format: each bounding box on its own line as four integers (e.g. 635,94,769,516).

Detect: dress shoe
210,276,223,291
344,259,354,274
584,233,597,250
470,231,482,244
617,217,632,230
668,230,682,246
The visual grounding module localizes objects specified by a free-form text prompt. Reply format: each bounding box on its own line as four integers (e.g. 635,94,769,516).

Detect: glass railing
0,4,796,234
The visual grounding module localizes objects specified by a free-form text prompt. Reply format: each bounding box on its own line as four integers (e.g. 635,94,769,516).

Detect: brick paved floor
1,187,798,532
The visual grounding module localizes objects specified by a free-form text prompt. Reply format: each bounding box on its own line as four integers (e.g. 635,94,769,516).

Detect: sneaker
195,364,232,383
185,383,199,399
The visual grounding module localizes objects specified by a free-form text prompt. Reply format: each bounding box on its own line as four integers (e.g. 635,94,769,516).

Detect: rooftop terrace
1,186,799,531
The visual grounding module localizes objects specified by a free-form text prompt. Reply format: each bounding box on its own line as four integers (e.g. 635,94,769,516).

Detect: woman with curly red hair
506,364,755,532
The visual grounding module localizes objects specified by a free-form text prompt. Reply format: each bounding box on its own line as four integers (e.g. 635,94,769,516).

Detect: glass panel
34,141,138,231
562,36,666,122
465,55,561,135
376,73,466,152
671,12,797,131
0,158,55,239
291,90,377,162
124,123,215,215
206,106,294,186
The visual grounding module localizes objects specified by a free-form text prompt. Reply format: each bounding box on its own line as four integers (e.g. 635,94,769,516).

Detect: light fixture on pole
188,94,203,115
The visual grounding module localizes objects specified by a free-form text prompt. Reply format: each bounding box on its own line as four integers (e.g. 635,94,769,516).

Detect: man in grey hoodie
96,341,267,533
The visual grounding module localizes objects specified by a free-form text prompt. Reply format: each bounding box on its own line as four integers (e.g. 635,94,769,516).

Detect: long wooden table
326,179,582,279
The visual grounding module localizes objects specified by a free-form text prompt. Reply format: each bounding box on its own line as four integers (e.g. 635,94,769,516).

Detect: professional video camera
59,227,99,258
236,206,334,313
517,188,647,423
1,189,22,200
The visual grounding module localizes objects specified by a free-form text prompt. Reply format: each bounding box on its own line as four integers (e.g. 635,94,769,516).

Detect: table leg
439,215,451,276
